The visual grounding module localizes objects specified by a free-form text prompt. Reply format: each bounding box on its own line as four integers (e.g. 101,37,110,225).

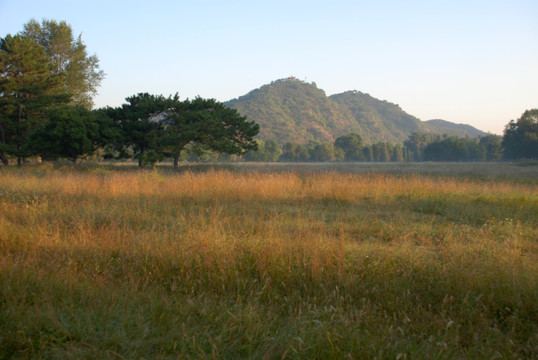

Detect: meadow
0,162,537,359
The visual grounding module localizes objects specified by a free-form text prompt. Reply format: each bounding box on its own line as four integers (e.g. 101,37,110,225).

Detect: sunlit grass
0,164,537,359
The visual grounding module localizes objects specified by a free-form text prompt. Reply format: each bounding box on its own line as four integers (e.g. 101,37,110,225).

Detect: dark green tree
424,137,463,161
263,139,283,162
479,135,503,161
107,93,180,167
107,94,259,167
391,144,405,162
29,105,112,164
334,133,364,161
0,34,68,166
244,139,282,162
466,140,486,161
424,136,485,161
310,142,337,162
22,19,105,109
164,97,259,167
502,109,538,160
363,145,374,162
404,132,440,161
281,142,309,161
372,142,390,162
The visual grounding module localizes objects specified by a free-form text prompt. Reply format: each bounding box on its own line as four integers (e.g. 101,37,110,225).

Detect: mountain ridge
225,77,486,144
423,119,486,137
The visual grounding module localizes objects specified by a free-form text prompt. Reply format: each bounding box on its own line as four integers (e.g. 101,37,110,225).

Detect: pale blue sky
1,0,537,134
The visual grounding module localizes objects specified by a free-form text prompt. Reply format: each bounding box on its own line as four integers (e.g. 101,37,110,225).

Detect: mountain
225,77,486,144
423,119,487,137
225,78,360,144
329,90,425,144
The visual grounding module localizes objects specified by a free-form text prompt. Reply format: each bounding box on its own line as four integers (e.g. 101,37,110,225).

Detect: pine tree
164,97,259,167
0,34,68,165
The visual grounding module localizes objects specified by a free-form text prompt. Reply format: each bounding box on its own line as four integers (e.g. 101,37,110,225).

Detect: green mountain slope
423,119,486,137
329,90,425,143
225,78,360,144
225,77,486,144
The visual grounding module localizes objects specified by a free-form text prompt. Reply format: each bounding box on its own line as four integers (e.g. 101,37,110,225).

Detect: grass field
0,162,537,359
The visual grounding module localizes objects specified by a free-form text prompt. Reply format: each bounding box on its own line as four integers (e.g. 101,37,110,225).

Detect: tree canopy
105,94,259,167
479,135,502,161
0,34,68,165
29,105,113,164
164,97,259,167
502,109,538,160
423,136,485,162
103,93,180,167
281,142,310,162
22,19,105,109
334,133,364,160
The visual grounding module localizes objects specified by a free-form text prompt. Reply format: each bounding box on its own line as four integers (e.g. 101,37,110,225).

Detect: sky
1,0,537,134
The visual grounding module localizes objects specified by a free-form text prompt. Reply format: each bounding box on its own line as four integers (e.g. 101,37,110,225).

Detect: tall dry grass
0,165,537,359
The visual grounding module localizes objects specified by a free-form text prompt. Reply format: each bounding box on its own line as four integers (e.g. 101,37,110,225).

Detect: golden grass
0,165,537,358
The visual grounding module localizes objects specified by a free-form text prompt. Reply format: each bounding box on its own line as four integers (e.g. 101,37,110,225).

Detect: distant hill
329,90,424,144
225,78,360,144
225,77,486,144
423,119,487,137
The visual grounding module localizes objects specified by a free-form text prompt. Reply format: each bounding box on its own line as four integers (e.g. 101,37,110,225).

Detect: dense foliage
102,94,259,167
502,109,538,160
104,93,183,167
0,34,69,166
423,137,484,162
0,19,102,165
29,106,114,164
240,132,506,163
22,19,105,109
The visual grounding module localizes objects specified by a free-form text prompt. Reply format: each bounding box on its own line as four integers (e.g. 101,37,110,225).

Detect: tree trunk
173,145,187,169
17,105,22,167
0,151,8,166
0,123,9,165
138,149,144,168
17,148,22,166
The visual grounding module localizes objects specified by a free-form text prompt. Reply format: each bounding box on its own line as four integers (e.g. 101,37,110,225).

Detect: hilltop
225,78,486,144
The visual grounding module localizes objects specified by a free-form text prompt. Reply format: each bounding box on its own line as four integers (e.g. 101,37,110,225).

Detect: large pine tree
0,34,68,165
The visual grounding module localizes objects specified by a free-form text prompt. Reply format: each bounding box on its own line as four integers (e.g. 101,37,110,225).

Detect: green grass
0,163,537,359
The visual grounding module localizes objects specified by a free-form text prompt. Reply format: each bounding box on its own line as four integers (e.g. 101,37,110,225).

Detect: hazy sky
1,0,537,134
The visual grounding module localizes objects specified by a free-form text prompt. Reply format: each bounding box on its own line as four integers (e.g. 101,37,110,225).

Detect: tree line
242,121,535,163
174,114,537,163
